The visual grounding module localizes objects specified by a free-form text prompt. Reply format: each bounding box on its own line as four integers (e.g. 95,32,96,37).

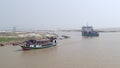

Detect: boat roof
82,26,93,28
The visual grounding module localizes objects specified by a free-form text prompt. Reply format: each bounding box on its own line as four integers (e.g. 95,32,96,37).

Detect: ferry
82,26,99,37
20,38,57,50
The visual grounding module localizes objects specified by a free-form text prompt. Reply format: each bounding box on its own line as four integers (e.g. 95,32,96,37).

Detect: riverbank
0,31,71,46
0,32,58,46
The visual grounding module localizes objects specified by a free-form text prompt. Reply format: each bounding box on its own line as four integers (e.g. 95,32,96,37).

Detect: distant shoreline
57,30,120,32
1,30,120,33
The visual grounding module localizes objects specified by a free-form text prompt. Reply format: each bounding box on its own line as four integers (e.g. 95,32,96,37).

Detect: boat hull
82,32,99,37
20,44,56,50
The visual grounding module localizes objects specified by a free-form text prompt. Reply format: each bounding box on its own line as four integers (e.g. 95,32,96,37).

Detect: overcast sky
0,0,120,30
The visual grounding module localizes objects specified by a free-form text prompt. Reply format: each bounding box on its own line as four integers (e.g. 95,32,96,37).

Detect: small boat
0,44,4,46
61,35,70,39
20,38,57,50
82,26,99,37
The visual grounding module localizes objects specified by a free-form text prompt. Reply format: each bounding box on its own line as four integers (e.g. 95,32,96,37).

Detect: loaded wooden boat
20,38,57,50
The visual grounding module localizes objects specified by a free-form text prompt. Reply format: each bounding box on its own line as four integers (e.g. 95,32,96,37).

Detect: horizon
1,27,120,31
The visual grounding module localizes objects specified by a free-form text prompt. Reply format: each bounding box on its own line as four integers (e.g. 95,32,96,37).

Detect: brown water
0,32,120,68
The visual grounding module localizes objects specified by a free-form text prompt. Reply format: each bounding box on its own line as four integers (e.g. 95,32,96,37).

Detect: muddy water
0,32,120,68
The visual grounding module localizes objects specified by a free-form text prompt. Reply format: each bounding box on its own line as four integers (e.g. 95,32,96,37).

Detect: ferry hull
82,32,99,37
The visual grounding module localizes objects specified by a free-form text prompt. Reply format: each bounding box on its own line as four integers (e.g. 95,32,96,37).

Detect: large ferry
82,26,99,37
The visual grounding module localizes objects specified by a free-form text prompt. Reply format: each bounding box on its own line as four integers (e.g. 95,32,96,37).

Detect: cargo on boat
82,26,99,37
20,37,57,50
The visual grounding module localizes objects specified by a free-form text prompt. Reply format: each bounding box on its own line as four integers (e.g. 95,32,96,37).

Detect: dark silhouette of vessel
82,26,99,37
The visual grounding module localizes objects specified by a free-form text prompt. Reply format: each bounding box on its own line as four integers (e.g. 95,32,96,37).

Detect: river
0,32,120,68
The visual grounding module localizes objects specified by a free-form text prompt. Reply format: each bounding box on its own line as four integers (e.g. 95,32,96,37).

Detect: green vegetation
0,37,20,43
0,32,17,36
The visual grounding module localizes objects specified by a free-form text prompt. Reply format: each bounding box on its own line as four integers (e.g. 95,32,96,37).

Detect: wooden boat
82,26,99,37
20,38,57,50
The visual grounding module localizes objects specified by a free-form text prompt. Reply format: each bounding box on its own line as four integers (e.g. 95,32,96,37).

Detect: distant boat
20,38,57,50
61,35,70,39
82,26,99,37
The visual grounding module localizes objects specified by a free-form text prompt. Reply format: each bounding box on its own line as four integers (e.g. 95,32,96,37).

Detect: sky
0,0,120,30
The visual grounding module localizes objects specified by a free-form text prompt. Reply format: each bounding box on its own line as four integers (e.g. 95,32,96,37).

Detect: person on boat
54,40,56,43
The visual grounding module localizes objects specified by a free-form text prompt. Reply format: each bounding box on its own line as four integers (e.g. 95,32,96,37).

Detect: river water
0,32,120,68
